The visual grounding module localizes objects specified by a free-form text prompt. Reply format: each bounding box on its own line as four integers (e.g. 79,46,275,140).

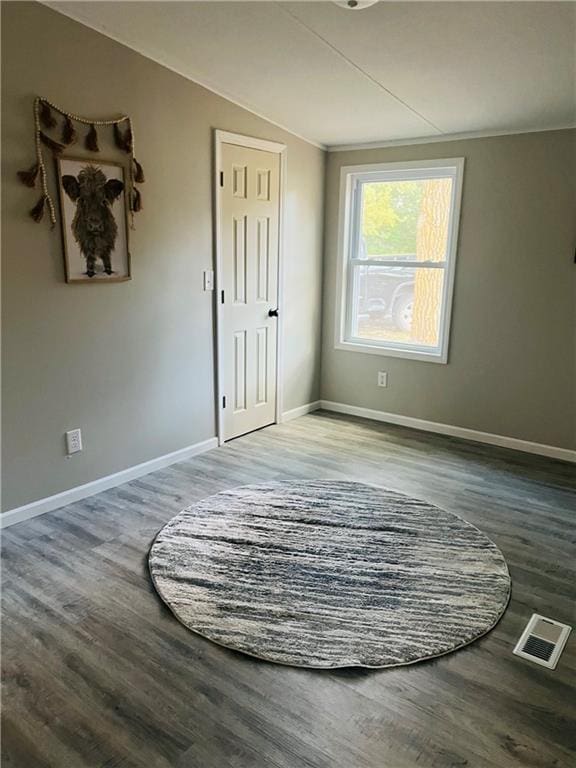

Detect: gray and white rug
149,480,511,668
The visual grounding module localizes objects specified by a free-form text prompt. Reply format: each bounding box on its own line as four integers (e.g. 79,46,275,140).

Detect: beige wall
322,131,576,449
3,4,574,516
1,2,325,511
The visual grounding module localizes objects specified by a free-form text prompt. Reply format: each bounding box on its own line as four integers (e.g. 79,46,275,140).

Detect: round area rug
149,480,511,668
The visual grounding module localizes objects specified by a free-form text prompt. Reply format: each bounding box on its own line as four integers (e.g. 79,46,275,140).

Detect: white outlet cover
378,372,388,387
66,429,82,454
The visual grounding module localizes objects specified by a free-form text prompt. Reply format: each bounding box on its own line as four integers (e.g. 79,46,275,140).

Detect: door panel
256,217,270,302
233,216,247,304
233,330,247,413
255,326,268,406
221,143,280,440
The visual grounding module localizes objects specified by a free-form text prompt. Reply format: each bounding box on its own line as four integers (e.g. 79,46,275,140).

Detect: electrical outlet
377,371,388,388
66,428,82,455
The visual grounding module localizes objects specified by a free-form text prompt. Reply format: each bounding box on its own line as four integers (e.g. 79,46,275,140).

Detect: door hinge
219,171,224,187
222,396,226,409
221,290,225,304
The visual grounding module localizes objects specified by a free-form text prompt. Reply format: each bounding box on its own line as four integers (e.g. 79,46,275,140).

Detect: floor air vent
513,614,571,669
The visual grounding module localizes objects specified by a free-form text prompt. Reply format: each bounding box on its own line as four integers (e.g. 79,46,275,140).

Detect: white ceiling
47,1,576,149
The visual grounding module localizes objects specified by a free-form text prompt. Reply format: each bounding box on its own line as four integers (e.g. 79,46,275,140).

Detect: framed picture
56,156,131,283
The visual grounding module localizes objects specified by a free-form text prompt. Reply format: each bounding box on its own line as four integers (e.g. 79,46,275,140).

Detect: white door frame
213,129,287,446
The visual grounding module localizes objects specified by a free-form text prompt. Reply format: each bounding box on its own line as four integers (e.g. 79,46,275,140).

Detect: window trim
334,157,465,364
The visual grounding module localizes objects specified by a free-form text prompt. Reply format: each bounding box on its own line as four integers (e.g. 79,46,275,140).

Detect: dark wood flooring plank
2,411,575,767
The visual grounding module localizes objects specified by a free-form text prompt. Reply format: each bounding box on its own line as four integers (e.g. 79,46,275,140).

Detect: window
335,158,464,363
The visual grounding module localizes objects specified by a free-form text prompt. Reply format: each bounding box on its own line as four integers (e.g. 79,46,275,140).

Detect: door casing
213,130,287,445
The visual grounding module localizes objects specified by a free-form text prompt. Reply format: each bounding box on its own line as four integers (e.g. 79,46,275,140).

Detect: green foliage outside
360,181,423,257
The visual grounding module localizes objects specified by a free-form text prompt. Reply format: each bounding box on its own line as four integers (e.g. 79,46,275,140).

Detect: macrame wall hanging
17,96,145,228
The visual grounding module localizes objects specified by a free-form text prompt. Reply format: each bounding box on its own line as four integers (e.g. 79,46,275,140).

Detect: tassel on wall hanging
17,97,145,229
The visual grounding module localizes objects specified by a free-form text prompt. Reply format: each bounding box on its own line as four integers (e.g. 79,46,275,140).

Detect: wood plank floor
2,410,575,768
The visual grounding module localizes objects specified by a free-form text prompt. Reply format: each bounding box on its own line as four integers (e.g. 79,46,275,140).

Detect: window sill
334,339,448,364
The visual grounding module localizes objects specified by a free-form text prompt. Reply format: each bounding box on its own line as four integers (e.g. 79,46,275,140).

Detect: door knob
268,308,279,318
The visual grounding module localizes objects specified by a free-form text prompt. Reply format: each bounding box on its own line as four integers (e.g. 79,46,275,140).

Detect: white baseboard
281,401,322,423
4,401,572,529
1,437,219,529
320,400,576,464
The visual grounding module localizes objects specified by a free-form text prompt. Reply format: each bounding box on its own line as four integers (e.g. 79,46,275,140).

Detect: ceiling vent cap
334,1,379,10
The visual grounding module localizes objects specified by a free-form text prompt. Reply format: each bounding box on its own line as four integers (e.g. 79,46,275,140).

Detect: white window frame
334,157,465,364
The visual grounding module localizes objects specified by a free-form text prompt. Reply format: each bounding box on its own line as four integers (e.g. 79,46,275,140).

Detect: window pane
350,265,445,348
358,177,453,261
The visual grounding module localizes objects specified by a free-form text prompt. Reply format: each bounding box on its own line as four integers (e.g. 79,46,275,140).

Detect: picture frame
56,156,131,283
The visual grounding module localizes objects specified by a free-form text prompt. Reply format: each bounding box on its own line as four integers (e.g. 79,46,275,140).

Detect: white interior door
220,142,280,441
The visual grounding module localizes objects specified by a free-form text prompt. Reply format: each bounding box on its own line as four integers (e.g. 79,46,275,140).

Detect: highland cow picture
57,157,130,283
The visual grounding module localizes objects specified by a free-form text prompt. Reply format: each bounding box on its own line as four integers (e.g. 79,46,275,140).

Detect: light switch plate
377,372,388,387
203,270,214,291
